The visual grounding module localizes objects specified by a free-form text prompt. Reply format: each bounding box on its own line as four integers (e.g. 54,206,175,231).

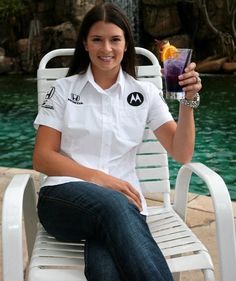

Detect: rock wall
0,0,235,74
0,0,97,73
142,0,236,73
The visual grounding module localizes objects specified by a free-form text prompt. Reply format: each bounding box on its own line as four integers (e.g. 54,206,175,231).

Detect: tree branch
200,0,219,35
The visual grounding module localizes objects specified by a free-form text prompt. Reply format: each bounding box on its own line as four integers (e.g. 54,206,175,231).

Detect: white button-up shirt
34,66,173,214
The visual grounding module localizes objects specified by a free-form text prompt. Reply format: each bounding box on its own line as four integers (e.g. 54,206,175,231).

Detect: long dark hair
67,3,136,78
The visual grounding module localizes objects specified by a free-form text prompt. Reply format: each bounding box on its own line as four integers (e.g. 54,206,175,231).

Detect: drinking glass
163,48,192,100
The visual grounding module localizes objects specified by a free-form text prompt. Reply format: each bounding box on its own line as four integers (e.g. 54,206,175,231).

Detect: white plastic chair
2,47,236,281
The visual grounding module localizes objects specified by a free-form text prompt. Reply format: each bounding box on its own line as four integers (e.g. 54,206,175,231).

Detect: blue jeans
37,181,173,281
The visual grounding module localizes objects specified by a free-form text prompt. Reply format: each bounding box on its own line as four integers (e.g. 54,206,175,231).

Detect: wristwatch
179,93,200,109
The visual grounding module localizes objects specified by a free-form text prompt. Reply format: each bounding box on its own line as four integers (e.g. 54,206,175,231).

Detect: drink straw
182,49,192,72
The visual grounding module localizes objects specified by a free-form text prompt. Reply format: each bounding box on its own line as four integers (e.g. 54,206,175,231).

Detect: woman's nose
103,40,112,51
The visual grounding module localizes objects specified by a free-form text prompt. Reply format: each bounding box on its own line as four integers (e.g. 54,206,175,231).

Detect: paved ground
0,166,235,281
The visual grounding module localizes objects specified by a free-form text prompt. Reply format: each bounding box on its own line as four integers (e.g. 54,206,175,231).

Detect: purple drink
163,49,192,100
165,63,183,92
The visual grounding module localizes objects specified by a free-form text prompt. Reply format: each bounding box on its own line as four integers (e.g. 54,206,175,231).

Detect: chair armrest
173,162,236,281
2,174,38,281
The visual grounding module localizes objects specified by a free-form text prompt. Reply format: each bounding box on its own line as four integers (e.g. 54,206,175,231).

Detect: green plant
0,0,29,22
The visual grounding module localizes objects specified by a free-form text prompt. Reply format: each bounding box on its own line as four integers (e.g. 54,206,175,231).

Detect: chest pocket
63,104,102,138
118,108,147,144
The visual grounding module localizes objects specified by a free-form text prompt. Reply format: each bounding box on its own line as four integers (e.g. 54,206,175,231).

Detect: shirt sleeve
34,79,67,131
146,82,174,131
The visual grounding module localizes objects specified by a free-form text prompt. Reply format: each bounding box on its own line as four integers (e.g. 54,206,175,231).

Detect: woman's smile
98,55,114,62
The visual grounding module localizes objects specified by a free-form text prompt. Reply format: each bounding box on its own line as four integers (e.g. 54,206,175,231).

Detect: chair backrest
37,47,171,207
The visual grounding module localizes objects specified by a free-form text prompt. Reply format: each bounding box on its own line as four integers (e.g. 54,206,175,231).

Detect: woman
33,3,202,281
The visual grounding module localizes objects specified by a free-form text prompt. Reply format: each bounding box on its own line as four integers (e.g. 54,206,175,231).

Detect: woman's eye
91,37,101,42
112,37,121,42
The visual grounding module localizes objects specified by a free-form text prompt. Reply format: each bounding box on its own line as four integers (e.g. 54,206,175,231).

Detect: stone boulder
72,0,97,29
222,62,236,74
196,57,228,73
143,3,182,38
0,47,14,74
163,34,191,49
17,38,32,73
0,56,14,74
42,21,77,53
0,47,5,58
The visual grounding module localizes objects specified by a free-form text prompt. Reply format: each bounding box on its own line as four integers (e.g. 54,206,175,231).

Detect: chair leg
203,269,215,281
172,272,181,281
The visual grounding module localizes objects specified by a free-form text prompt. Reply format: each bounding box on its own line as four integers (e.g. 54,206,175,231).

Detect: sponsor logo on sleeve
41,87,55,110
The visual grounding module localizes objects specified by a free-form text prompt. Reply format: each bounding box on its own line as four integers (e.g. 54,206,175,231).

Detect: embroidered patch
41,87,55,110
45,87,55,99
68,93,83,104
127,92,144,106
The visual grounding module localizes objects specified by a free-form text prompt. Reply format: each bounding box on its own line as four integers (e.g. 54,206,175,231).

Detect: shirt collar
115,67,125,94
83,64,125,95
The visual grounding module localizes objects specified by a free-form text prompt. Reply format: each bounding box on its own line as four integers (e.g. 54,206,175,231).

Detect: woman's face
84,21,127,77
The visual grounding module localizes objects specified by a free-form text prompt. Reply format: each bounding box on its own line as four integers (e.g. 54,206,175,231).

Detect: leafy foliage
0,0,30,22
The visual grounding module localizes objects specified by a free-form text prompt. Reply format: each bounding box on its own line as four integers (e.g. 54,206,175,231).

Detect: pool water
0,75,37,168
167,75,236,199
0,75,235,199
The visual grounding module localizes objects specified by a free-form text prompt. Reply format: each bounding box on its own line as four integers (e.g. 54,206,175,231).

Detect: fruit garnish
160,41,178,62
159,40,170,51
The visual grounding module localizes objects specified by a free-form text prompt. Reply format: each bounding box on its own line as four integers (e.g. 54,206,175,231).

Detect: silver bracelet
179,93,200,109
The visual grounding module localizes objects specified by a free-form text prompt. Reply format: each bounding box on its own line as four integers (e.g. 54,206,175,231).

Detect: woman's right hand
90,170,142,211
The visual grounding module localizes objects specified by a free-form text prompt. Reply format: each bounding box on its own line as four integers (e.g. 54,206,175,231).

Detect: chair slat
152,226,189,237
140,180,170,195
159,235,198,248
136,166,169,180
147,211,175,222
33,249,84,258
136,154,168,167
35,242,84,251
153,230,192,243
166,254,214,274
37,68,69,79
161,243,203,257
137,141,167,154
136,65,161,77
30,256,84,267
29,269,85,281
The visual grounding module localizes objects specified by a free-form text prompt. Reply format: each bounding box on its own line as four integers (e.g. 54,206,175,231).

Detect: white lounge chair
2,47,236,281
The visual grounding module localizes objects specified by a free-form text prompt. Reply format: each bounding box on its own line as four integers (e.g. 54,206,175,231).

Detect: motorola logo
127,92,144,106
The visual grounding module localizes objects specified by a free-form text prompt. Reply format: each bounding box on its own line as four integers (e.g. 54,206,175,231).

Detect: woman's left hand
178,62,202,100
